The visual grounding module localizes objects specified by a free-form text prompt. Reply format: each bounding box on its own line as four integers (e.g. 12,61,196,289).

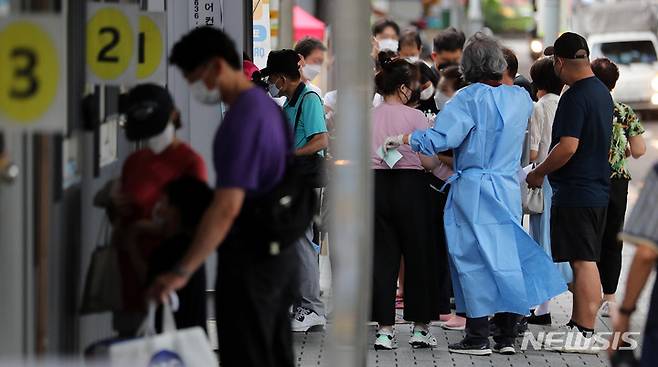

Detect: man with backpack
151,28,315,367
262,49,329,332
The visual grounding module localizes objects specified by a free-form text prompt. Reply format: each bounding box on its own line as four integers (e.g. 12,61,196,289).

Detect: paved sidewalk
294,244,653,367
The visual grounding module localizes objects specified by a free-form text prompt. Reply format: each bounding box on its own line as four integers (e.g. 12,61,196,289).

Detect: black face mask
407,87,421,107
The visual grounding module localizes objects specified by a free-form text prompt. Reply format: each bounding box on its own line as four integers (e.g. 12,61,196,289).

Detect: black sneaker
493,342,516,355
527,312,552,326
448,338,492,356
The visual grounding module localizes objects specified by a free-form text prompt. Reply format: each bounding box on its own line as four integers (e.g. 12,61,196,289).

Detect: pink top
432,157,454,181
371,102,430,170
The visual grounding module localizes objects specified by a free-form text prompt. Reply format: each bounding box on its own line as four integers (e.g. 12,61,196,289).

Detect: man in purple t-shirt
150,27,296,367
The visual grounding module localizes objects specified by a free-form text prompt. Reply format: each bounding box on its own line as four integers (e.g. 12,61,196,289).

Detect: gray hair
461,32,507,83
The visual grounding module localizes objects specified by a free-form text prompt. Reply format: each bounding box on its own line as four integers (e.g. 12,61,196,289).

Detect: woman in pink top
370,54,445,350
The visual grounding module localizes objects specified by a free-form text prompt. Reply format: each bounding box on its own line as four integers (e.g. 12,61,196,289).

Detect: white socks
535,301,551,316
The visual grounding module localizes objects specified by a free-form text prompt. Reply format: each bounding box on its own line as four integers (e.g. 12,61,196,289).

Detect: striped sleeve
619,164,658,253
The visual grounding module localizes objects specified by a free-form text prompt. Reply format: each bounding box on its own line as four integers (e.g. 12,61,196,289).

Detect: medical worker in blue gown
384,33,567,356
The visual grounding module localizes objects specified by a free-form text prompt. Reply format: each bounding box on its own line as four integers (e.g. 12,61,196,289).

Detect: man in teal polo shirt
262,49,329,332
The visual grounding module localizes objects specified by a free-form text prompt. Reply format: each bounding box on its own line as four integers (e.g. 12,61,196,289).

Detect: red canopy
293,5,325,42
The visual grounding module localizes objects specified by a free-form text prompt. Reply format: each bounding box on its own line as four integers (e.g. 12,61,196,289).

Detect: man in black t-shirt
527,32,613,353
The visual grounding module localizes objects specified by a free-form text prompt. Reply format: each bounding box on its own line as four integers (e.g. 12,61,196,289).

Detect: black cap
260,49,300,77
123,84,174,141
544,32,589,59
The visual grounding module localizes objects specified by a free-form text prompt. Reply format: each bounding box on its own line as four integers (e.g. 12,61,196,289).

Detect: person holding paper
370,52,443,351
383,33,567,356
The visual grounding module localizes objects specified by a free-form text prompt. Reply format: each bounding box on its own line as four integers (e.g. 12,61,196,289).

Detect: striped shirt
619,163,658,252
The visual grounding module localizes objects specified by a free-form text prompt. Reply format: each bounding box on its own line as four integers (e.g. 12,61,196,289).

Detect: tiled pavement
294,237,654,367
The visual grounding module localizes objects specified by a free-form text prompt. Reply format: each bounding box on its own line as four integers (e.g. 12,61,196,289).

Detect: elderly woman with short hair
384,33,567,356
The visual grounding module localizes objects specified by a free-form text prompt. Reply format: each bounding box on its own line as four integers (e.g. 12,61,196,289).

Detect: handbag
110,299,218,367
521,164,544,215
80,219,123,314
293,91,328,188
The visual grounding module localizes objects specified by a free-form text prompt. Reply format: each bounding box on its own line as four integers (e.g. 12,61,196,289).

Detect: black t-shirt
148,233,207,331
549,76,613,207
417,96,439,116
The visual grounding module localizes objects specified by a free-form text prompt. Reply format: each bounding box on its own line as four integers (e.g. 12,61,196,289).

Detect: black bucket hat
260,49,301,77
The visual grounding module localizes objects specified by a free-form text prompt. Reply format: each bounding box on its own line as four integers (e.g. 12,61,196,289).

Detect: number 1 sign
0,15,67,131
86,3,138,85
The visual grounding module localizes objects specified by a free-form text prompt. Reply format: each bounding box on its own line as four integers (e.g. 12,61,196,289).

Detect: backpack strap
293,91,322,135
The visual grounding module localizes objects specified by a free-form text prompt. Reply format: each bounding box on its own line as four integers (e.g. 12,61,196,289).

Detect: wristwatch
172,264,191,279
618,306,636,316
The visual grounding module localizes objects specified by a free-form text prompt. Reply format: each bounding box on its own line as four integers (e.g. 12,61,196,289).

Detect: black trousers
466,313,521,345
372,170,443,325
598,178,629,295
216,237,298,367
427,174,452,315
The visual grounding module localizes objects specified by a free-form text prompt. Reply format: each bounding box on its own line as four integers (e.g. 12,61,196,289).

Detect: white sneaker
374,329,398,350
600,301,616,318
291,307,326,332
409,328,438,349
544,325,605,354
562,333,607,354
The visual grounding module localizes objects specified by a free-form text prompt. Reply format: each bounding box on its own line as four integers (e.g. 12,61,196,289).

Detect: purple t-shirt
213,87,289,194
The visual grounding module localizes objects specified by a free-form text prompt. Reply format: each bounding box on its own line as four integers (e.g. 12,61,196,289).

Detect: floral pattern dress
609,102,645,180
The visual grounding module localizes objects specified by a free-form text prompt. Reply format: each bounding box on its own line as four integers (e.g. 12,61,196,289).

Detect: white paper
377,145,403,168
518,164,534,184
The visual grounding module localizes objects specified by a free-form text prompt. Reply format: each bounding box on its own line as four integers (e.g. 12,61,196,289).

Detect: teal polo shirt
283,83,327,153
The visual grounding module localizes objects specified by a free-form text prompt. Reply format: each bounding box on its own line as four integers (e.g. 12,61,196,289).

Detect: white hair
461,32,507,83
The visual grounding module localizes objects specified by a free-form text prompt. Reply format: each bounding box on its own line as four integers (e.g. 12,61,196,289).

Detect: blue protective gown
410,83,567,318
528,177,573,284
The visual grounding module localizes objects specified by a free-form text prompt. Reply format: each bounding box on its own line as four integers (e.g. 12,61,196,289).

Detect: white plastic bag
519,164,544,215
109,298,217,367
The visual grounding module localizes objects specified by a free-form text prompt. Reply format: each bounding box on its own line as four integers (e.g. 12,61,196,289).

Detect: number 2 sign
86,3,138,85
0,15,67,131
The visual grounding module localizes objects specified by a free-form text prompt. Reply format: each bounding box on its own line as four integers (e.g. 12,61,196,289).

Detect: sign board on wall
189,0,224,29
0,15,67,131
86,3,139,85
137,12,167,84
252,0,271,69
87,4,168,85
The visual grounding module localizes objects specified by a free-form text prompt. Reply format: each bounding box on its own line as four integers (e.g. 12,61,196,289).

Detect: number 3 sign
0,15,67,131
86,3,138,85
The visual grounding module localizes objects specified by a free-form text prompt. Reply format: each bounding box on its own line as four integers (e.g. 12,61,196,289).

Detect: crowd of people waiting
92,15,658,367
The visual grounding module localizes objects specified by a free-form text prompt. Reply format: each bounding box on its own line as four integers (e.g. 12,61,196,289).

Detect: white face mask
268,80,282,98
147,122,175,154
434,91,451,110
420,84,435,101
191,79,221,105
404,56,420,64
378,39,399,52
302,64,322,81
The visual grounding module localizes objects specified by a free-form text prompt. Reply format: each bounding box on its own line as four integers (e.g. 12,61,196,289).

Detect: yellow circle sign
86,7,134,80
0,21,59,123
137,15,164,80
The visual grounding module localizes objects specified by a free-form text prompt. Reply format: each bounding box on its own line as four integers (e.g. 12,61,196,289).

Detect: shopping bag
80,219,122,314
520,164,544,215
109,300,218,367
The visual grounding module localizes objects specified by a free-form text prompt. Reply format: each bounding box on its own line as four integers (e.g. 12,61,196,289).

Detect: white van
589,32,658,112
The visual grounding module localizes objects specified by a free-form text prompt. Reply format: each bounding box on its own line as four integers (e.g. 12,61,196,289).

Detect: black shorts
551,206,607,262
